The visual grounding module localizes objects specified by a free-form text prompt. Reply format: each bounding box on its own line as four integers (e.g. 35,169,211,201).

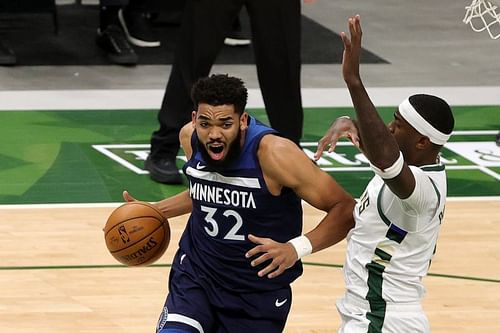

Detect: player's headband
398,98,451,145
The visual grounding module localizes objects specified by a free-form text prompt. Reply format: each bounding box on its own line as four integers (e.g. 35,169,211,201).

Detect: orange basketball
103,201,170,266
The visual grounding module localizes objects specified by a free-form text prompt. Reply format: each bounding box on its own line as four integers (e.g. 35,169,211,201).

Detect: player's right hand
122,190,137,202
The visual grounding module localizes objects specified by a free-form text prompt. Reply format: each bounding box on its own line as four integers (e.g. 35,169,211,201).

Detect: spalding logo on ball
103,201,170,266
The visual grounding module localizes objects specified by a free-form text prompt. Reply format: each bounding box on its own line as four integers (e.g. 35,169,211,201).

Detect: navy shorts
156,251,292,333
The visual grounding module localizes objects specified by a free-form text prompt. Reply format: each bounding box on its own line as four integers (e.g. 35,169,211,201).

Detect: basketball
103,201,170,266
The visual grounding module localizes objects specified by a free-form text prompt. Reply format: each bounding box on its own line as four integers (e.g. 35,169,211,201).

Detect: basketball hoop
463,0,500,39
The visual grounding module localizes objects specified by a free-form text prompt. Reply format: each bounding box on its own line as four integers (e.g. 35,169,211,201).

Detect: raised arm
341,15,415,198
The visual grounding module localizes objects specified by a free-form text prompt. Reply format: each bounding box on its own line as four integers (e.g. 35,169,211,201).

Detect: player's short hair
191,74,248,115
408,94,455,135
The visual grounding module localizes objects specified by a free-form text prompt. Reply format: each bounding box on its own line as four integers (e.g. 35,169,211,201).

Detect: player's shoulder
257,134,310,178
180,122,195,137
259,133,297,154
402,164,446,207
258,134,303,167
180,122,195,159
409,164,446,183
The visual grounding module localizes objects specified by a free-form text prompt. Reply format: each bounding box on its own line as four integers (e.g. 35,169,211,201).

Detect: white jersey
343,163,447,305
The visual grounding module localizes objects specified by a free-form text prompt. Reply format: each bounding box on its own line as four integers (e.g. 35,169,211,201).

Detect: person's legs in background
118,0,160,47
224,11,251,47
97,0,138,65
0,7,16,65
0,37,16,65
146,0,242,184
247,0,303,145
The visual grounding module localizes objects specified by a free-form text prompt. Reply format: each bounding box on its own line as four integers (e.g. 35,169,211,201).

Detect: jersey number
358,191,370,215
201,205,245,241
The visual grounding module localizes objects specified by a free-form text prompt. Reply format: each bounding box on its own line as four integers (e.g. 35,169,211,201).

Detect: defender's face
388,110,421,156
192,103,247,162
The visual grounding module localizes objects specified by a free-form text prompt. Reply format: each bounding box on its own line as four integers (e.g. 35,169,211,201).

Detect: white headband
398,98,451,145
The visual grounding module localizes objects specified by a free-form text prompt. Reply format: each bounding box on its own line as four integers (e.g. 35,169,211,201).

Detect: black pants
100,0,128,6
150,0,303,160
100,0,163,11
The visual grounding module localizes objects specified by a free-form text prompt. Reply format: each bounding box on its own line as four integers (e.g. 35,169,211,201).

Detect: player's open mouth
207,144,225,160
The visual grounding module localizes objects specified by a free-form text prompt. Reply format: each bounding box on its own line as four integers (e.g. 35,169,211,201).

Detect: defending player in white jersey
313,16,455,332
249,14,455,333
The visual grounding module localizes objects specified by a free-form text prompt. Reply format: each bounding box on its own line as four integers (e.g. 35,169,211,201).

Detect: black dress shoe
0,40,16,65
145,156,183,184
96,24,138,65
119,8,160,47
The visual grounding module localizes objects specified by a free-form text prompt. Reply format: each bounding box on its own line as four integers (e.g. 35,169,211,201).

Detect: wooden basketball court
1,199,499,333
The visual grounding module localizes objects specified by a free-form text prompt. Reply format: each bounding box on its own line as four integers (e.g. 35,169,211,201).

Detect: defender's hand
315,117,360,160
341,15,363,84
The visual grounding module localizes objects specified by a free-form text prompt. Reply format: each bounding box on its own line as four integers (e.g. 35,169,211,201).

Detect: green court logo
92,132,500,182
92,144,186,175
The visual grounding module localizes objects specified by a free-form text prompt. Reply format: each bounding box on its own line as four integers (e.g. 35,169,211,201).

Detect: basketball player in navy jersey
124,73,355,332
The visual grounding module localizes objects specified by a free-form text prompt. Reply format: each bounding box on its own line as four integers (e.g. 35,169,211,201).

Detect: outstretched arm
341,16,398,167
341,15,415,198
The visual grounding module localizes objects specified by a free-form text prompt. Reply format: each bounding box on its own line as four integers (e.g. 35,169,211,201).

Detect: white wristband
288,235,313,259
370,151,405,179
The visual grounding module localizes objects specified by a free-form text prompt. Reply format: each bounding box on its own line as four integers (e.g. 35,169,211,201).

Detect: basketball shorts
156,250,292,333
336,292,430,333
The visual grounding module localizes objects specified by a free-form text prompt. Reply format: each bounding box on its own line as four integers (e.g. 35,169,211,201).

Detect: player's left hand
314,116,361,160
246,234,298,279
122,190,138,202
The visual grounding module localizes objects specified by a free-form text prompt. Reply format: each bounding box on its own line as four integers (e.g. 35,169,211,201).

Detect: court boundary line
0,262,498,284
92,136,500,180
1,196,499,209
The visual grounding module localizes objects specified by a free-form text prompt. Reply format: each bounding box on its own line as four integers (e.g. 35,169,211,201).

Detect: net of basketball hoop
464,0,500,39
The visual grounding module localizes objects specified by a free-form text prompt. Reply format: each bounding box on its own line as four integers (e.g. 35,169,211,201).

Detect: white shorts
336,292,430,333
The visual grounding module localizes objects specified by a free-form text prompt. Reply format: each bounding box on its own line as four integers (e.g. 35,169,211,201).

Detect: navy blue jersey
180,116,303,292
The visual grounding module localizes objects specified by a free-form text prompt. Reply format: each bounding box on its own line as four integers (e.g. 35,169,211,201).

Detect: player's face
388,111,422,157
192,103,248,166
